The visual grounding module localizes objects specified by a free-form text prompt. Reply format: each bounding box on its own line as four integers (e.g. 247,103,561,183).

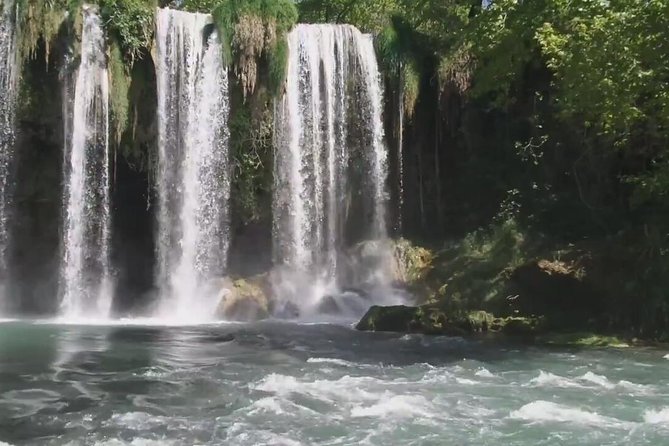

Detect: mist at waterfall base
1,321,669,445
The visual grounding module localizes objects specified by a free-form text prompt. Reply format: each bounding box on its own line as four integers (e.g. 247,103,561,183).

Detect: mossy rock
342,239,434,297
390,238,434,285
538,332,630,348
356,305,544,337
356,305,463,336
356,305,503,336
492,316,545,335
217,274,270,321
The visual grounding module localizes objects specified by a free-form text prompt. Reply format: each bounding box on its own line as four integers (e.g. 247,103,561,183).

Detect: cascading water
154,8,230,322
0,0,18,313
59,6,113,318
273,24,391,315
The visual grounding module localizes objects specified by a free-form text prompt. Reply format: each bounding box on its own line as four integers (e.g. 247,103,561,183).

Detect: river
0,320,668,445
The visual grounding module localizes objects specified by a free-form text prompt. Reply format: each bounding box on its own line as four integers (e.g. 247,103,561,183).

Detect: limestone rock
342,238,434,291
217,275,270,321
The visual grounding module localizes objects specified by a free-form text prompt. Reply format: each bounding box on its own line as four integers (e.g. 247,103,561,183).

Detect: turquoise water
0,320,668,445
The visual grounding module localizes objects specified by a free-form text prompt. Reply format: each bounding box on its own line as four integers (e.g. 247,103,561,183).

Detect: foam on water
91,440,176,446
108,412,170,430
509,401,632,429
31,316,238,327
350,395,436,419
528,371,585,389
663,353,669,360
307,357,356,367
254,373,382,403
225,422,304,446
578,371,615,389
474,367,495,378
644,408,669,424
455,377,479,385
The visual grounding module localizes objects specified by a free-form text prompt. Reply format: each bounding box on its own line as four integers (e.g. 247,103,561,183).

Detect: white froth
307,357,356,367
644,408,669,424
509,401,630,428
350,395,435,419
250,397,286,415
474,367,495,378
455,377,479,385
108,412,169,430
578,371,615,389
529,371,584,388
83,440,176,446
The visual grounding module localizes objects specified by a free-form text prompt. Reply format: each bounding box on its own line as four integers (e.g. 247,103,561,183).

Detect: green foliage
267,35,287,95
99,0,155,63
536,0,669,144
298,0,397,32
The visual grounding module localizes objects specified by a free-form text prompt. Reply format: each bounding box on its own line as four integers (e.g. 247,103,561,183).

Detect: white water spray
59,6,113,318
0,0,18,312
273,24,390,313
154,8,230,322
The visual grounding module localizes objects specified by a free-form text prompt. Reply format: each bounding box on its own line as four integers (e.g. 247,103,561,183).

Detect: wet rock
389,238,434,286
509,258,600,328
273,300,301,319
356,305,466,336
217,275,271,321
318,295,342,315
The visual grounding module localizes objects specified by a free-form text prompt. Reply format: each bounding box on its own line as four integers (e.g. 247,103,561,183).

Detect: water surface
0,321,668,445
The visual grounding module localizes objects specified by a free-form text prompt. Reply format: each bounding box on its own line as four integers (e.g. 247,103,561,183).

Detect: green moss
438,44,475,95
213,0,297,97
16,0,75,61
108,38,130,145
267,35,287,95
539,332,630,348
401,60,419,118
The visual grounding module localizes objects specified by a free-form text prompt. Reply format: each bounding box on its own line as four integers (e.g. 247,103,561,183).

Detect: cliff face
4,0,669,337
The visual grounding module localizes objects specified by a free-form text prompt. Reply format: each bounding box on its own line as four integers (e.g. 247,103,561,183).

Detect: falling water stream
154,8,230,322
59,6,113,319
273,24,390,313
0,0,18,313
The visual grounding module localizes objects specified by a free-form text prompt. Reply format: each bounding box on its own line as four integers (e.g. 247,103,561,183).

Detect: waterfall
396,63,405,234
273,24,390,312
154,8,230,321
59,6,113,318
0,0,18,312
